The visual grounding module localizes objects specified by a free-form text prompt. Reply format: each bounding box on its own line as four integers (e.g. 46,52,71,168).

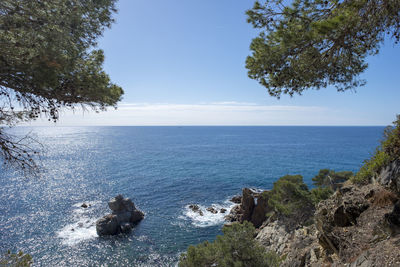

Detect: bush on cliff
0,250,32,267
266,175,313,216
179,221,280,267
353,115,400,184
312,169,353,188
310,169,353,204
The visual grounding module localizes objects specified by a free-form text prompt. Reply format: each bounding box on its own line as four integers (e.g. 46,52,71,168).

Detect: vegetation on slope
179,221,281,267
352,115,400,184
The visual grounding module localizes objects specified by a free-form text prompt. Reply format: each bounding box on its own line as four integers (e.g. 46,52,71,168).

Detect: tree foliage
266,174,313,215
0,0,123,174
246,0,400,98
179,221,280,267
312,168,353,187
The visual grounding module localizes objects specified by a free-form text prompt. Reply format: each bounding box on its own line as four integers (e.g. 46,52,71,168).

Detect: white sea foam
183,199,236,228
57,202,99,245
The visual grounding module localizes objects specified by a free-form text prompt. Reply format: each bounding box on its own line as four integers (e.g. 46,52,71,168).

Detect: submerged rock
96,195,144,236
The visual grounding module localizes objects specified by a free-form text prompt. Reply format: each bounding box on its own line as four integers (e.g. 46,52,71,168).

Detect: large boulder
96,195,144,236
96,214,119,236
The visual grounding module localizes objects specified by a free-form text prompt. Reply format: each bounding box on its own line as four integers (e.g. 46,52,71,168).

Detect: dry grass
370,189,398,207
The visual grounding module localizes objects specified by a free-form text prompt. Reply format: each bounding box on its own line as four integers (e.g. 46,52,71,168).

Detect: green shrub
179,221,280,267
267,175,313,215
310,187,333,205
352,150,390,184
312,169,353,188
0,251,32,267
352,115,400,184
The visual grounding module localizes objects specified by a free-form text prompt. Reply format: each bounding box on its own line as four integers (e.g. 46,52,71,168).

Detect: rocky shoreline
224,160,400,266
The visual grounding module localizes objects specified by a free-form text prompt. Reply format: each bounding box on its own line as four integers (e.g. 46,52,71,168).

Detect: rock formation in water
96,195,144,236
225,188,272,228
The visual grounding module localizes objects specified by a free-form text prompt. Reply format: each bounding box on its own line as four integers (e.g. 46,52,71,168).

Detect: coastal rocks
251,193,271,228
189,204,204,216
96,214,119,236
377,159,400,193
81,203,88,208
225,188,271,228
220,208,227,213
206,207,218,214
241,188,256,222
230,195,242,204
96,195,144,236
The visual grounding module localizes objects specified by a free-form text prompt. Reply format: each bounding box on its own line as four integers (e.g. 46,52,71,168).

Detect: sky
32,0,400,126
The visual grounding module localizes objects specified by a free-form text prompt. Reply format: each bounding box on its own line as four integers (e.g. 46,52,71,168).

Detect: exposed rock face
96,195,144,236
315,185,370,254
252,182,400,266
377,159,400,193
251,194,271,228
384,200,400,236
241,188,255,222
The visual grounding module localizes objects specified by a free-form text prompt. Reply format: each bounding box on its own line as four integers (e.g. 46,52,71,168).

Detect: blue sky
35,0,400,126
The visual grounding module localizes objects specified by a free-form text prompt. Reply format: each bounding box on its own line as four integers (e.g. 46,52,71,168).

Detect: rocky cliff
229,180,400,266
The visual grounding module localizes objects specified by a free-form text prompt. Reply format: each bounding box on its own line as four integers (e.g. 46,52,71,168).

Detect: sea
0,126,385,266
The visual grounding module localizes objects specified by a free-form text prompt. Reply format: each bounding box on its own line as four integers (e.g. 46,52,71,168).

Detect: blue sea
0,126,385,266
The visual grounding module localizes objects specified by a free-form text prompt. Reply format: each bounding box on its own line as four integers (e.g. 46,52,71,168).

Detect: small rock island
96,195,144,236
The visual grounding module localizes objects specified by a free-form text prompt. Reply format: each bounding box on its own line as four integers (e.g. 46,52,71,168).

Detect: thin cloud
24,102,332,126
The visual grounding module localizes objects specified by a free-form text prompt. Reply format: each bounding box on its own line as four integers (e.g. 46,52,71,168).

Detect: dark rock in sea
96,195,144,236
189,204,200,212
120,223,133,233
206,207,218,214
220,208,227,213
81,203,88,208
189,204,204,216
230,195,242,204
96,214,119,236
